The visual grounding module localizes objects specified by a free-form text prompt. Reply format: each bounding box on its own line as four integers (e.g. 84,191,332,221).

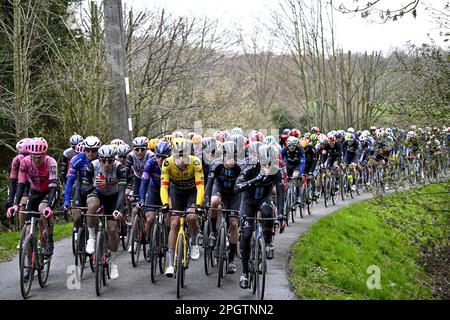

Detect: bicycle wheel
75,226,87,280
130,216,141,267
250,237,257,295
322,182,328,208
37,254,51,288
256,237,266,300
18,224,28,268
330,175,336,205
217,226,226,287
176,236,184,299
20,235,34,299
119,216,128,251
339,173,345,201
159,223,167,274
150,223,159,283
71,228,77,257
95,231,106,296
203,218,213,275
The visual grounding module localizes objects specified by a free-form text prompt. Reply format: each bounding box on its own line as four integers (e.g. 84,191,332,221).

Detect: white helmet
286,136,299,147
98,144,116,159
132,136,148,148
116,144,131,156
69,134,83,146
231,127,243,135
347,127,355,133
83,136,101,149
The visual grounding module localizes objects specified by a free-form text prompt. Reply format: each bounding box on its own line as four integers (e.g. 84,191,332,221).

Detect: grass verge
0,222,72,261
289,181,449,300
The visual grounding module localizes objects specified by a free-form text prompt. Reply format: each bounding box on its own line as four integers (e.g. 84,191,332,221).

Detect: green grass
0,222,73,261
289,181,449,300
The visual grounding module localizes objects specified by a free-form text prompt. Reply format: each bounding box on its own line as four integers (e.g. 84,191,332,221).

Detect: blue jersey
64,153,92,204
281,146,305,174
139,156,161,202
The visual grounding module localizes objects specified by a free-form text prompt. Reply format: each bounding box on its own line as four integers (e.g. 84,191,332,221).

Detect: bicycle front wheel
176,235,185,299
130,216,141,267
75,226,87,281
203,219,213,275
150,223,159,283
95,231,106,296
256,237,267,300
38,231,51,287
20,235,34,299
217,226,226,287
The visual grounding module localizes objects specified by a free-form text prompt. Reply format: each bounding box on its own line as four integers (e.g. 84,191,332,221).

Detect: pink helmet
110,138,125,146
28,137,48,155
75,141,85,154
16,138,32,154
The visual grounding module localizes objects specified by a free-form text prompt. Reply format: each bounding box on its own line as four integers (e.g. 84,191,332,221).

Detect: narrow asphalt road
0,191,373,300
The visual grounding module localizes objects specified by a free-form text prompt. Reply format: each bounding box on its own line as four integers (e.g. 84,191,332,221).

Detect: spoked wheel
256,238,267,300
18,225,28,268
150,224,159,283
71,228,77,257
340,174,345,201
330,176,336,205
130,216,142,267
20,235,34,299
203,219,214,275
38,255,51,288
95,232,106,296
159,224,167,274
217,227,227,287
306,184,312,215
176,236,185,299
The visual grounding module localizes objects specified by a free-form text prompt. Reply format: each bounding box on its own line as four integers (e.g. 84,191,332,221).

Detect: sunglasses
134,148,147,152
85,148,98,153
100,158,114,164
31,154,44,159
118,155,127,159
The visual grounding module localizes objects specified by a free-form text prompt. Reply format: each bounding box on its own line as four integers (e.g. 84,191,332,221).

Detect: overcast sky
114,0,447,53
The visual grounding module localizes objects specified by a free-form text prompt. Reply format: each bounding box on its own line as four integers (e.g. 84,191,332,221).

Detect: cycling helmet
347,127,355,133
171,138,188,157
84,136,101,149
327,135,336,143
69,134,83,146
223,141,237,161
186,132,196,140
345,132,355,141
110,138,125,146
359,134,368,142
369,126,377,133
172,130,184,138
282,128,291,136
98,144,116,159
132,136,148,148
75,142,85,154
286,136,299,147
362,130,370,137
192,134,202,144
147,138,159,151
258,144,277,165
337,129,346,137
319,134,327,144
247,141,262,158
231,127,243,135
230,134,245,154
250,131,265,142
213,131,223,142
311,126,320,134
299,138,309,149
290,128,301,138
310,133,319,143
303,132,311,139
16,138,32,154
28,137,48,155
202,137,217,155
155,141,171,158
163,135,173,143
263,135,276,144
406,131,416,139
386,128,393,137
116,144,130,157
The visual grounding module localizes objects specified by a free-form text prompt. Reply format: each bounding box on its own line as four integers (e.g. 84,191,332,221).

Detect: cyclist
234,144,286,289
279,129,291,148
281,136,305,203
61,136,101,240
321,134,343,190
201,137,218,183
115,144,131,166
205,141,243,274
126,136,154,252
299,137,318,198
6,138,32,235
60,134,83,186
341,132,361,191
81,144,127,280
160,138,205,277
138,141,171,238
7,137,58,258
231,133,246,163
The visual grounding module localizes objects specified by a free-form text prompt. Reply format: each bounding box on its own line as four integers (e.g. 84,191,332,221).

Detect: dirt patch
419,242,450,299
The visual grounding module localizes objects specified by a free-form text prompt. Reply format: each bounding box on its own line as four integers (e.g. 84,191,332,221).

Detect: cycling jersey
82,160,127,196
342,140,361,164
160,155,205,206
7,154,29,206
61,147,77,184
64,153,93,205
281,146,305,176
205,160,243,202
303,146,317,174
139,156,161,202
125,151,154,179
320,141,342,165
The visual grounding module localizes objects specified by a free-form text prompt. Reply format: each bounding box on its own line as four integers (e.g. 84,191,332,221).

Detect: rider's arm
204,162,217,206
46,158,59,209
139,160,151,203
234,165,260,193
63,157,80,204
13,158,28,206
114,165,128,211
298,148,306,175
160,159,170,205
60,154,69,185
193,158,205,206
275,171,285,218
125,154,134,189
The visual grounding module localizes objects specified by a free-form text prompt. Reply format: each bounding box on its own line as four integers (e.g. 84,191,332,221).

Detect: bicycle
129,198,148,267
202,211,216,276
299,174,313,216
85,209,121,297
283,178,297,224
215,208,239,287
144,204,168,284
71,206,95,281
244,213,278,300
18,210,52,299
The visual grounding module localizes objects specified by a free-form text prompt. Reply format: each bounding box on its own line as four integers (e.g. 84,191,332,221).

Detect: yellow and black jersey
160,155,204,205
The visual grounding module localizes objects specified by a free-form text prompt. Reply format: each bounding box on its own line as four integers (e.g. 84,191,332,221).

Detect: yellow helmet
147,138,159,151
163,135,173,143
171,137,188,156
192,134,202,144
300,138,309,149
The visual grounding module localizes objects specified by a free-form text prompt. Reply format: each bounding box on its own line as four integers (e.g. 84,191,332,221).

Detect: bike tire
130,216,141,267
176,235,184,299
203,219,213,275
75,226,86,281
20,235,34,299
95,231,105,296
159,222,168,274
256,237,266,300
37,230,51,287
18,224,28,268
71,228,77,257
150,223,158,283
217,226,226,287
307,184,312,215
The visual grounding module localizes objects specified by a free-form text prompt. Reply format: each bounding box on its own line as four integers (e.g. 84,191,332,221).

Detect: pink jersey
9,154,25,179
18,155,58,193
